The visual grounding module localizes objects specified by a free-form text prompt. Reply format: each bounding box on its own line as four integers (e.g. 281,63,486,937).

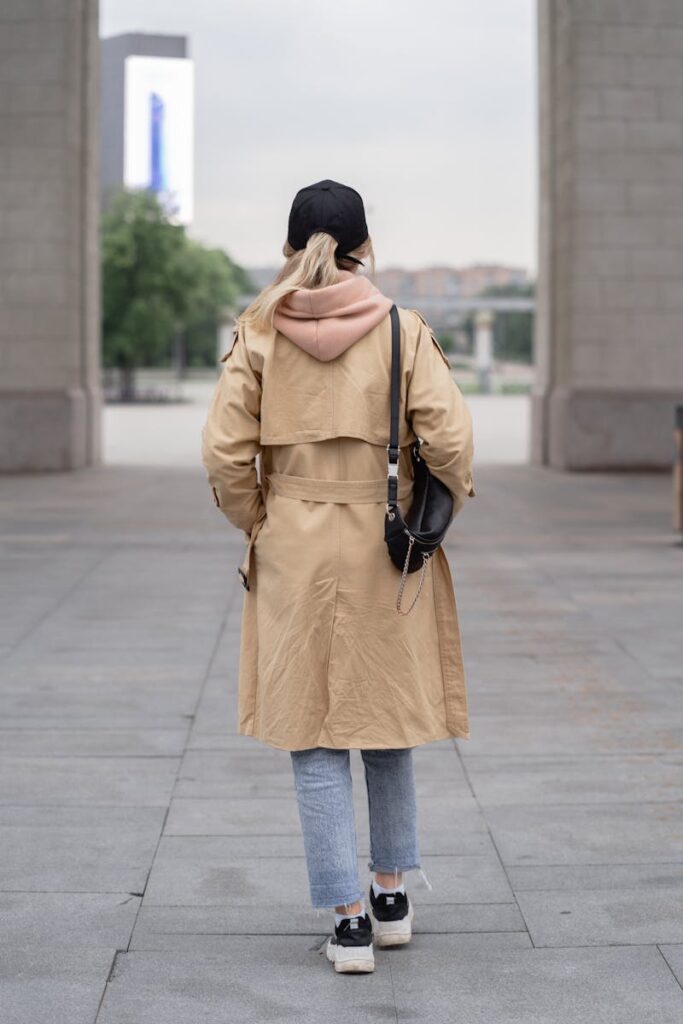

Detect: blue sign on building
149,92,168,192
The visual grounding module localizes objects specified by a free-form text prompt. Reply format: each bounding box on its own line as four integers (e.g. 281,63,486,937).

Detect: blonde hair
237,231,376,332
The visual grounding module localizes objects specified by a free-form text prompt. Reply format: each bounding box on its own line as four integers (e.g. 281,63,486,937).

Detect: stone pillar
0,0,101,471
533,0,683,469
474,309,495,393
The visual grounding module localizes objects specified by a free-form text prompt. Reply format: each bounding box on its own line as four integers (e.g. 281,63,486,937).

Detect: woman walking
202,179,475,973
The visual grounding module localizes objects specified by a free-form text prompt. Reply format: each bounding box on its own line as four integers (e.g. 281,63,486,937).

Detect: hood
272,269,393,361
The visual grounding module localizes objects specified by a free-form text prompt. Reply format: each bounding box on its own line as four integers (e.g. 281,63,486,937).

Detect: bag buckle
386,443,400,478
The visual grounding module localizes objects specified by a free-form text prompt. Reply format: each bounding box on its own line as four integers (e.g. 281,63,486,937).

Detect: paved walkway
1,465,682,1023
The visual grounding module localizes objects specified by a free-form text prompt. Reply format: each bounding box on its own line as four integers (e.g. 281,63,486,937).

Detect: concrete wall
0,0,101,471
534,0,683,469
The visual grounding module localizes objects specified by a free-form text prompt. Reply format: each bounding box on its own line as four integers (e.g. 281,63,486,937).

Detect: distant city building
245,263,530,301
244,264,528,311
243,262,532,335
374,264,530,300
101,33,194,225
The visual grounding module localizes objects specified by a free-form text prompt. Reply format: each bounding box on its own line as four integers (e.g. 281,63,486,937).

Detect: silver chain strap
396,533,431,615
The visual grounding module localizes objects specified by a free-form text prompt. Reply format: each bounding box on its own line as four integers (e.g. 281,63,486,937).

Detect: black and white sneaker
368,884,414,947
325,911,375,973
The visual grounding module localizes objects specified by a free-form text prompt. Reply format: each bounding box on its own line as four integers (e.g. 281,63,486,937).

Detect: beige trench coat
201,306,475,751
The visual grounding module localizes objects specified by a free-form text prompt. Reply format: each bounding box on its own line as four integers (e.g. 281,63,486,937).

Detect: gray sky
101,0,536,272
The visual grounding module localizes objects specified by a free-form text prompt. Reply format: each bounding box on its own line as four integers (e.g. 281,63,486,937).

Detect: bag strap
387,303,401,507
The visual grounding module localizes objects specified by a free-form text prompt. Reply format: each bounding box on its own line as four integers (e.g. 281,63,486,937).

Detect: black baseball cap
287,179,369,257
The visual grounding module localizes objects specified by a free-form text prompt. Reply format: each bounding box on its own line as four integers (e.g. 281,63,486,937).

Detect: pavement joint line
0,890,148,895
92,950,118,1024
386,951,400,1024
419,800,683,809
458,751,683,759
137,901,521,909
0,805,177,813
121,583,239,958
0,754,189,760
657,945,683,994
505,861,683,868
0,727,194,731
135,927,532,935
453,736,536,948
492,885,683,895
0,544,117,664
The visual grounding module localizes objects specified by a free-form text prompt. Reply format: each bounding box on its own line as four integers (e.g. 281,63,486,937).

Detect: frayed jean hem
368,861,421,874
367,862,434,893
310,888,365,911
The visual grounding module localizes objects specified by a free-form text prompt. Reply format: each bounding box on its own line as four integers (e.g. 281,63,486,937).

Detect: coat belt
237,471,414,591
265,471,413,503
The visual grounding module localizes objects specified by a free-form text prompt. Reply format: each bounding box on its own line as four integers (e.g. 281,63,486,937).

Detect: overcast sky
101,0,537,272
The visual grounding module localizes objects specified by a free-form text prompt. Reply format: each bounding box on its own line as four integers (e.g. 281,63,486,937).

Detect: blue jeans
290,746,422,909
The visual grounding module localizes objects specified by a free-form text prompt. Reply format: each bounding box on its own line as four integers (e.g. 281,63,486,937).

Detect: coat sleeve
201,325,266,537
405,310,475,517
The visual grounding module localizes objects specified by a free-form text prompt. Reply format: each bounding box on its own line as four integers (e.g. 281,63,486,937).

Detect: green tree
181,243,252,368
481,282,536,364
101,189,251,397
102,190,187,398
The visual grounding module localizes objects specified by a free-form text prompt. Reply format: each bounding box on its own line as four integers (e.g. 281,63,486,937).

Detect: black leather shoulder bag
384,304,455,615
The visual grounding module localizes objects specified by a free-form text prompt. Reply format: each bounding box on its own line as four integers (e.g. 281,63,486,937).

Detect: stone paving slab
172,750,299,796
0,948,116,1024
0,679,203,721
0,729,189,756
483,802,683,865
0,713,194,730
508,862,683,892
0,811,165,893
459,712,683,756
516,886,683,947
0,756,180,806
387,943,683,1023
0,893,140,949
96,947,396,1024
468,679,683,716
0,805,166,829
461,753,683,805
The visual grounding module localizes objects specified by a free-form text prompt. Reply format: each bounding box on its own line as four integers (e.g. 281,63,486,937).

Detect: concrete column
533,0,683,469
0,0,101,471
474,309,495,393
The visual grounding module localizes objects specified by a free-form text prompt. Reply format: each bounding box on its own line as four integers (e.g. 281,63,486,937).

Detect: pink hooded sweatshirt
272,269,394,362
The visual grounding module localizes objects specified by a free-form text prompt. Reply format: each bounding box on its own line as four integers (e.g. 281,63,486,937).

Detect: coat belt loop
238,508,267,591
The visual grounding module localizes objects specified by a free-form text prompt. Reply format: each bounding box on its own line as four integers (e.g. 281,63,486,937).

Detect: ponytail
237,231,375,332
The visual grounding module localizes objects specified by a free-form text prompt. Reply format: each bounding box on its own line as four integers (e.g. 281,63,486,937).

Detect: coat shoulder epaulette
219,321,241,363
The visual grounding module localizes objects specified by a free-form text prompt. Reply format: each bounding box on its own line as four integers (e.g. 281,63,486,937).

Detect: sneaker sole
326,939,375,973
370,901,414,947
